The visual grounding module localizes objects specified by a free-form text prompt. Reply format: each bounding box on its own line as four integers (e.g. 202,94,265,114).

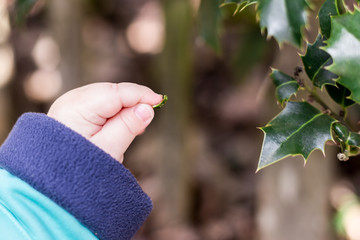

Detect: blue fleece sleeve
0,113,153,240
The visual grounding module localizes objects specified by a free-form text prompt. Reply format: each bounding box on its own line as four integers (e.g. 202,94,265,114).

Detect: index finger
71,82,163,119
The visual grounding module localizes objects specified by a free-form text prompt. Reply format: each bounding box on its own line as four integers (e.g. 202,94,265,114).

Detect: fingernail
134,104,153,123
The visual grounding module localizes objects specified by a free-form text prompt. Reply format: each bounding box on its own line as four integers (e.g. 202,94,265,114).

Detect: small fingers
89,104,155,162
80,82,162,119
52,82,162,118
116,83,163,108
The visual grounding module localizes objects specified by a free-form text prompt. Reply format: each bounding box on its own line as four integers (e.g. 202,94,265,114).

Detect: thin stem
303,84,338,117
303,83,358,132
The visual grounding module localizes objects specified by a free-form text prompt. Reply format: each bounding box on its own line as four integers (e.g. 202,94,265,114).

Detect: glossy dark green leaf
257,101,336,171
325,83,355,107
318,0,339,39
270,69,299,106
333,123,360,147
302,0,339,87
301,35,337,88
348,137,360,154
324,10,360,104
333,122,349,142
333,122,360,159
257,0,309,48
301,22,353,108
348,134,360,147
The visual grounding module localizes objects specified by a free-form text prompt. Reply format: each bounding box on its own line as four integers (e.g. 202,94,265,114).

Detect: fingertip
156,93,164,102
148,91,164,106
116,82,164,107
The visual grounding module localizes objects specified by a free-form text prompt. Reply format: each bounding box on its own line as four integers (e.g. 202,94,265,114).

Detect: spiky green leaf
324,10,360,104
258,101,336,171
333,122,360,147
257,0,309,48
301,35,337,88
301,36,354,108
302,6,354,108
302,0,339,87
270,69,299,106
333,122,360,158
318,0,339,39
325,83,355,107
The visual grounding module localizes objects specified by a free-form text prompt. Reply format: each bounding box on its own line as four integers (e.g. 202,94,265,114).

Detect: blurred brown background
2,0,360,239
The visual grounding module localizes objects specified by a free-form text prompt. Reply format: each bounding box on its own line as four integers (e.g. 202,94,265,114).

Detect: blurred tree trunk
0,88,12,142
48,0,84,92
155,0,194,232
256,151,335,240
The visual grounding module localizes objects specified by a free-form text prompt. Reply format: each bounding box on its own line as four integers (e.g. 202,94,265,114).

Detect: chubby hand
47,82,163,163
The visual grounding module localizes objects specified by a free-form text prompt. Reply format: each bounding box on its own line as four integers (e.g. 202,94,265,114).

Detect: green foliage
257,0,309,47
301,1,354,108
323,9,360,105
301,35,336,88
201,0,360,169
220,0,310,47
259,1,360,168
325,84,355,108
258,101,336,171
333,122,360,160
318,0,339,39
270,69,299,106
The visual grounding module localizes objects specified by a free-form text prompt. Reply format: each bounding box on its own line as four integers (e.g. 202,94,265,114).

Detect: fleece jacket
0,113,153,240
0,168,99,239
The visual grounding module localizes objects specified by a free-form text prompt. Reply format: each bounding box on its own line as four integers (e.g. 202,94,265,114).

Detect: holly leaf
270,69,299,106
301,34,337,88
301,36,354,108
318,0,339,39
325,83,355,107
302,5,354,108
220,0,257,15
333,122,360,148
257,0,309,48
323,10,360,104
257,101,336,171
333,122,360,159
302,0,338,87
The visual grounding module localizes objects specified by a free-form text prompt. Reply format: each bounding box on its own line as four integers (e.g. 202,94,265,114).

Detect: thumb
90,104,155,162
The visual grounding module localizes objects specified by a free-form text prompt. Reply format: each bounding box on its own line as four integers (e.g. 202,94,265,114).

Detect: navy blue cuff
0,113,153,240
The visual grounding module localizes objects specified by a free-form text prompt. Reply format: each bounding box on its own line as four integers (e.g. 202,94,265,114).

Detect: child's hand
47,82,163,163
